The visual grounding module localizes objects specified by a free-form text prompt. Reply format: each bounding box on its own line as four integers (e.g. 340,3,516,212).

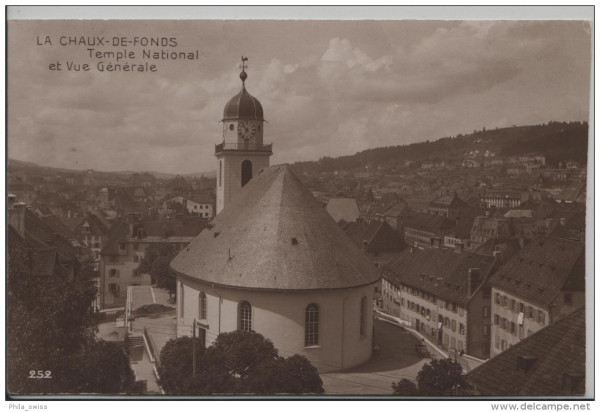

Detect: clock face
238,121,257,140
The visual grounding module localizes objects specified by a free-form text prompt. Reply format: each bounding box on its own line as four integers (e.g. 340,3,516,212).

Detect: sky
7,18,592,175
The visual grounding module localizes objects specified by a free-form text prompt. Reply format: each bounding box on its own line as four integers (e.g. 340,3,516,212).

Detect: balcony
215,142,273,153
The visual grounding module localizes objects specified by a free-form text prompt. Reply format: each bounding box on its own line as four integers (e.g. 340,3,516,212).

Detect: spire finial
239,56,248,85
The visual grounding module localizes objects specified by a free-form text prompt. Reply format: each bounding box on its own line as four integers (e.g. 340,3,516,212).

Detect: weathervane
239,56,249,85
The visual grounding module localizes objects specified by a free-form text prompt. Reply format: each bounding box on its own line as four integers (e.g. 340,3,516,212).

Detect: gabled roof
343,221,405,253
488,237,584,306
326,197,360,223
380,202,412,218
429,194,466,209
382,248,496,305
76,213,112,236
40,214,77,240
467,307,585,396
171,166,380,291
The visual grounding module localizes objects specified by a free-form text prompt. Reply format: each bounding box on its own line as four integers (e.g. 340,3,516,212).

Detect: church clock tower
215,57,273,214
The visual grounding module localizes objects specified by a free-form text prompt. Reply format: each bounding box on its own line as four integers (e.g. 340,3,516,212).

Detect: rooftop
171,165,380,291
488,236,585,306
467,307,585,396
382,247,496,305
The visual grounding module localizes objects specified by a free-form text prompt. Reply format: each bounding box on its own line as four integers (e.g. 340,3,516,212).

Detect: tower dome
222,64,264,121
222,86,264,121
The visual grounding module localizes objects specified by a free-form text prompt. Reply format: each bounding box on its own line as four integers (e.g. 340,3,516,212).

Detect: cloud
7,20,591,174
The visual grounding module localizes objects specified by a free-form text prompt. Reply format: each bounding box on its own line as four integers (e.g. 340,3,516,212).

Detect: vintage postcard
5,6,594,403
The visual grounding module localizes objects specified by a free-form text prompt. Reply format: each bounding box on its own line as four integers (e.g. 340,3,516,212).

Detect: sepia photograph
5,5,594,403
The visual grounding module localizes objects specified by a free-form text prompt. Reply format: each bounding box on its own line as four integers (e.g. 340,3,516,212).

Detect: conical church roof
170,166,380,291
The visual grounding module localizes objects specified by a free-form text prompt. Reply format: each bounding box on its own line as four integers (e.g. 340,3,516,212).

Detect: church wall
177,277,375,373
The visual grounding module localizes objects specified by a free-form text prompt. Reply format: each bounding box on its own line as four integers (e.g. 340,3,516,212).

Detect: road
320,318,431,395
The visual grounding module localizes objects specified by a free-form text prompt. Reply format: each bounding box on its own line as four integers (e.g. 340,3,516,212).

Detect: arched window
199,292,207,320
305,304,319,346
219,160,222,188
239,301,252,331
360,296,367,336
241,160,252,187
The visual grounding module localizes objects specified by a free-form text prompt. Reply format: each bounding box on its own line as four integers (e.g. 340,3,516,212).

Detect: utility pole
192,319,196,377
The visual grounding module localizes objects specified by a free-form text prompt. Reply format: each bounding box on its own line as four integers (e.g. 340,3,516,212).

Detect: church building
170,59,380,373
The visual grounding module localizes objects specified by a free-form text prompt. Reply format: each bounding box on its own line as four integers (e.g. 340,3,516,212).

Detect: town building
8,197,82,280
402,213,455,248
375,201,413,231
100,216,206,309
488,237,584,357
381,247,496,359
428,193,468,219
480,189,526,209
160,193,215,218
469,215,513,251
170,63,380,373
467,307,585,396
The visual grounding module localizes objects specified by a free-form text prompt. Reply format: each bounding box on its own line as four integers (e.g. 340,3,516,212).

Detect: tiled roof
380,202,412,218
430,194,466,209
171,165,380,291
23,208,76,261
343,221,404,253
467,307,585,396
504,209,535,219
382,248,496,305
470,216,512,238
403,213,455,233
8,221,58,277
40,214,76,240
487,237,584,306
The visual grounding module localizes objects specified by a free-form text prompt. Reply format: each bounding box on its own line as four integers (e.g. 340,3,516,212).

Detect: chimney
8,202,26,237
467,268,481,297
517,355,537,373
431,237,441,248
455,242,464,253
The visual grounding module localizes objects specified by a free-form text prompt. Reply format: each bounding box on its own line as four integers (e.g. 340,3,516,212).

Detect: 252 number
28,370,52,379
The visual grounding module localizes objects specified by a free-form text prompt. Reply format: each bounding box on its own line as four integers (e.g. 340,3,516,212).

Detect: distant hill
7,158,216,180
291,121,588,173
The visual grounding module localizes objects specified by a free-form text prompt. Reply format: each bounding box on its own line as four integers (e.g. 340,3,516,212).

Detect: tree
7,261,136,394
158,331,324,394
212,330,279,378
417,358,467,395
137,243,179,297
392,358,468,396
392,378,419,396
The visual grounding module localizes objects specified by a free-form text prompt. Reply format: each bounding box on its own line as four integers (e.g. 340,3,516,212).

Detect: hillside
291,122,588,174
7,158,215,180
